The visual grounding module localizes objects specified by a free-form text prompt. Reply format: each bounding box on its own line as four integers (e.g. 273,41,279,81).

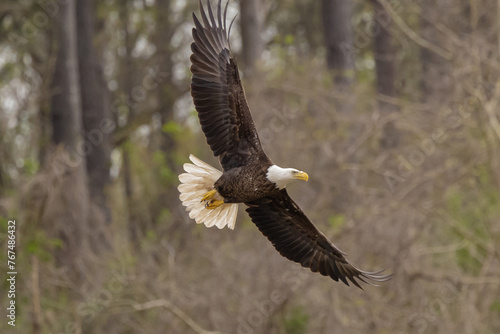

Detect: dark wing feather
191,0,264,170
246,189,392,288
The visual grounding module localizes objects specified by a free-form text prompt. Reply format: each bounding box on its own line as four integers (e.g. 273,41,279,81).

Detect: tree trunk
419,0,450,103
240,0,264,78
120,0,140,246
76,0,112,224
372,0,399,149
49,0,89,281
156,0,176,159
51,2,82,151
154,0,189,242
321,0,355,87
320,0,358,208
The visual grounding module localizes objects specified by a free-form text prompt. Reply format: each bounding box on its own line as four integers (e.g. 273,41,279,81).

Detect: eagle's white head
266,165,309,189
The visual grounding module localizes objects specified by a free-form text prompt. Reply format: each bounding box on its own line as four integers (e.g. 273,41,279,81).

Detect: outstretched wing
246,189,392,288
190,0,264,170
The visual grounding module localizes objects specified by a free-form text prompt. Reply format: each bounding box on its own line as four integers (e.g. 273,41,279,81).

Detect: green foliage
284,306,309,334
446,165,500,275
162,121,183,138
0,63,16,87
454,247,483,275
283,34,295,45
157,208,171,224
26,231,62,262
328,213,345,235
23,158,39,175
356,50,377,85
152,150,176,185
491,299,500,314
145,229,156,241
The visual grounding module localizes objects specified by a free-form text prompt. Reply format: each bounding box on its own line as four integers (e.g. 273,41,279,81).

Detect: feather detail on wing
246,189,392,289
190,0,264,171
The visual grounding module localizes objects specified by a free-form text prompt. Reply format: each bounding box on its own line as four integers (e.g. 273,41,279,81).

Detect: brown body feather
189,0,391,288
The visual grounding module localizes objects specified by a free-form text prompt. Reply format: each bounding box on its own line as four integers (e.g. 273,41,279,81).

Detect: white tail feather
178,154,238,230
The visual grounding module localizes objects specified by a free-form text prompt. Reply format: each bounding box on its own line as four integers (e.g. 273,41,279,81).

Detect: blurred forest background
1,0,500,333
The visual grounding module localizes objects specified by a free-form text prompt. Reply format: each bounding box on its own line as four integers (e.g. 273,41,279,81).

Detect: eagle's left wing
190,0,266,171
245,189,391,288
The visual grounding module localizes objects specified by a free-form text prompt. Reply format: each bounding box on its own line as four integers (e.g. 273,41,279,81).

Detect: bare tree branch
133,300,221,334
378,0,453,60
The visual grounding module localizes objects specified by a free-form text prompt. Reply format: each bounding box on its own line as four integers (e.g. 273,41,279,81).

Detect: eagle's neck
266,165,294,189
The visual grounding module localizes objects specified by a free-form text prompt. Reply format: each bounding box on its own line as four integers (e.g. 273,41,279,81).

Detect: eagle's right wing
246,189,392,288
190,0,265,171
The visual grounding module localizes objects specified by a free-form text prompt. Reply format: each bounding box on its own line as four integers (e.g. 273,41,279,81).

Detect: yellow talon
201,189,217,202
205,199,224,210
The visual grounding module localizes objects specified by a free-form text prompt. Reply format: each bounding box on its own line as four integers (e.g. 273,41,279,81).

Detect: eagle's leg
200,189,217,202
205,199,224,209
201,188,224,209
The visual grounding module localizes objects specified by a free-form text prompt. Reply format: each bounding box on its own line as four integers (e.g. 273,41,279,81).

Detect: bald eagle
178,0,391,288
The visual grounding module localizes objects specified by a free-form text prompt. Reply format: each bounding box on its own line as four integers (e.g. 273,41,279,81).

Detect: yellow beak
293,171,309,181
